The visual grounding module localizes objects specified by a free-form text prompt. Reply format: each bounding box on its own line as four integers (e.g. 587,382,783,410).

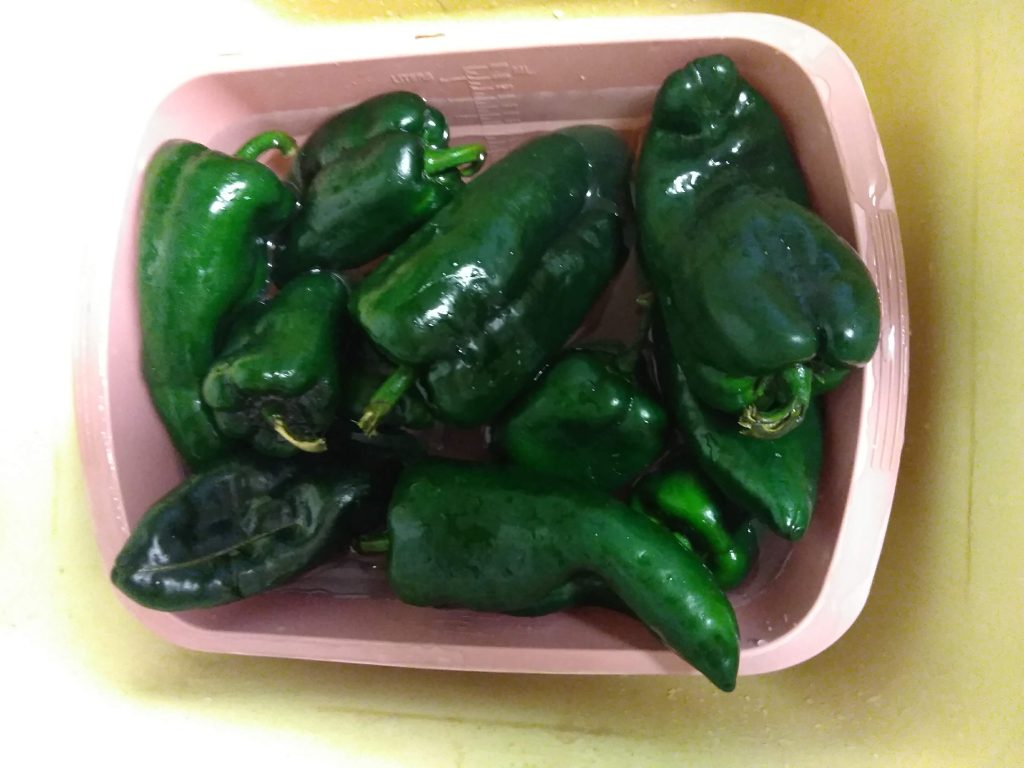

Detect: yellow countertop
3,1,1022,765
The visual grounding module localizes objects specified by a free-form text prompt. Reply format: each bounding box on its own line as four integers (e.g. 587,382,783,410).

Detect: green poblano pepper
292,90,450,189
111,455,375,611
202,270,351,458
636,54,880,438
351,125,631,433
653,321,823,541
137,131,299,469
277,132,486,281
493,348,668,492
383,460,740,692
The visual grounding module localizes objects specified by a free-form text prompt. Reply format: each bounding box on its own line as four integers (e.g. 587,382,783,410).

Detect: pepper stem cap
738,363,813,439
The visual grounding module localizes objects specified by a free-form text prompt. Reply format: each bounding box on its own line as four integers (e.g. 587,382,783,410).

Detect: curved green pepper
383,460,739,691
654,321,822,541
352,125,630,433
138,131,298,469
636,54,880,437
293,91,450,188
631,468,759,590
202,270,350,458
493,347,668,492
111,454,376,611
276,134,486,281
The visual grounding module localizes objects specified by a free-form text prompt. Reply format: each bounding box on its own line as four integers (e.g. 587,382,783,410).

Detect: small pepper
635,54,880,437
493,347,668,492
276,133,486,281
201,270,350,458
382,459,740,691
110,454,378,612
631,468,759,590
653,321,822,541
138,131,298,469
292,91,450,189
352,125,631,433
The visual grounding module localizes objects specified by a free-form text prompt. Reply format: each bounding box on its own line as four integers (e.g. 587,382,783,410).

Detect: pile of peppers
116,59,881,692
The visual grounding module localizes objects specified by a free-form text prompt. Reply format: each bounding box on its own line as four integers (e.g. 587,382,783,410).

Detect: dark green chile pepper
293,91,450,189
653,322,822,541
340,332,433,431
138,131,299,469
631,469,759,590
493,348,668,492
202,270,350,458
110,454,377,611
352,126,630,433
635,54,880,438
276,133,486,280
384,460,740,691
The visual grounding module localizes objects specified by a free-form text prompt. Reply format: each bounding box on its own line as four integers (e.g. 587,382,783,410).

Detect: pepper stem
423,143,487,178
738,363,813,439
235,130,299,161
357,365,417,436
270,415,327,453
355,533,391,555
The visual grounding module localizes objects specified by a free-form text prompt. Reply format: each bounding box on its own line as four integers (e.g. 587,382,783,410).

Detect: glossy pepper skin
202,270,350,458
631,468,759,590
276,133,486,281
352,126,631,432
493,348,668,492
385,460,740,691
654,322,822,541
292,91,450,189
111,454,377,611
635,55,880,437
138,131,298,469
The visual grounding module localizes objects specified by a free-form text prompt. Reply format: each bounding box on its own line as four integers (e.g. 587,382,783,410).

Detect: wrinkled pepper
352,125,631,433
493,347,668,491
111,453,383,611
636,55,880,437
202,270,350,458
631,468,759,590
138,131,299,469
654,322,822,540
382,460,739,691
277,132,486,280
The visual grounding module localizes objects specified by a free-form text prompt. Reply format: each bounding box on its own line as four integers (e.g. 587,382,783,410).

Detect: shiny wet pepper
654,322,822,541
636,55,880,437
494,348,668,492
277,132,486,280
351,125,631,433
384,459,740,691
202,270,350,458
138,130,298,469
292,91,450,189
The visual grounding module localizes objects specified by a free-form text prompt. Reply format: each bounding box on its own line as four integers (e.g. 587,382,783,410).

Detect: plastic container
74,14,908,677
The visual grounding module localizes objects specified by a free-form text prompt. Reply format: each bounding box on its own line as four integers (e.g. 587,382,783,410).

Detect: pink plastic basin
75,14,908,677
